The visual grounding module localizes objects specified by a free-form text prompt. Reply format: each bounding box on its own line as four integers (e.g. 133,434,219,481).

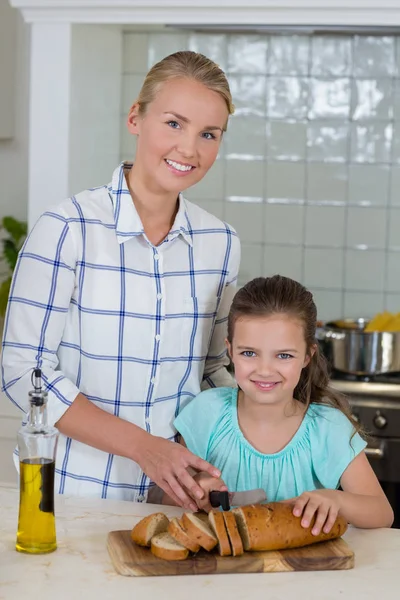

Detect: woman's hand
282,489,342,536
138,434,221,512
192,472,228,513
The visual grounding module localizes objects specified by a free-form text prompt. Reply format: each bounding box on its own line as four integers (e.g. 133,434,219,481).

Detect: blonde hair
136,50,234,130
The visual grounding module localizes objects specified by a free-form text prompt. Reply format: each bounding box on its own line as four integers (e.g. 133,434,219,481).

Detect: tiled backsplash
121,29,400,320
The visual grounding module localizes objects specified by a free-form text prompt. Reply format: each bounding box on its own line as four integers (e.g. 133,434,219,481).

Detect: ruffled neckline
229,388,311,460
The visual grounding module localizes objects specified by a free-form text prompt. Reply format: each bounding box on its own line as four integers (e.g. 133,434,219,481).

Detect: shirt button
145,417,150,424
156,293,163,300
137,495,145,502
155,334,161,341
151,377,156,384
154,254,160,261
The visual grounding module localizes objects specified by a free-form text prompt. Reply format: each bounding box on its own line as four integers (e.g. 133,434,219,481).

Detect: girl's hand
192,472,228,513
138,435,221,512
282,490,342,536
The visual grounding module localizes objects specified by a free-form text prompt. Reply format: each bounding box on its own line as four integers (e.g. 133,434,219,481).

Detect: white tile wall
121,30,400,321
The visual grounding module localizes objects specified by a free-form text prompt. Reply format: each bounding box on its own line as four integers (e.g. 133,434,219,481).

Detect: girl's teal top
174,387,367,501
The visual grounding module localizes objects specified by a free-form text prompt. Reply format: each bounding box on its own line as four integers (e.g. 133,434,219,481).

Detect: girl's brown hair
227,275,364,438
135,50,234,129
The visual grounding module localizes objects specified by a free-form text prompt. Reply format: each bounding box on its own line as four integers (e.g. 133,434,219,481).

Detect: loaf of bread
150,532,189,561
232,502,348,552
131,512,169,547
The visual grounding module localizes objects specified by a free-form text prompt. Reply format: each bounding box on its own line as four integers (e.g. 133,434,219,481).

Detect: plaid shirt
2,163,240,501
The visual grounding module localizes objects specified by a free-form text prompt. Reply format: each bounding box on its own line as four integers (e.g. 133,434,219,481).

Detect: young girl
172,275,394,534
2,51,240,511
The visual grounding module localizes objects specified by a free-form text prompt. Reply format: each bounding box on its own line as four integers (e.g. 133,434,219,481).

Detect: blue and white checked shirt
2,163,240,501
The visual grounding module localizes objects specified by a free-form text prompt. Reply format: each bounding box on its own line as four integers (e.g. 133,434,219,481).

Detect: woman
2,51,240,511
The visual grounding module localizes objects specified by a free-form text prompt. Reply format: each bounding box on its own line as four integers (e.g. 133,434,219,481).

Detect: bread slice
233,502,348,552
150,532,189,561
131,512,169,547
167,517,201,553
194,511,210,525
208,510,231,556
181,512,218,551
222,511,244,556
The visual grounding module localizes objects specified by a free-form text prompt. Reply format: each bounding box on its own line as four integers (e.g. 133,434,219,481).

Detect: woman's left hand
281,489,342,536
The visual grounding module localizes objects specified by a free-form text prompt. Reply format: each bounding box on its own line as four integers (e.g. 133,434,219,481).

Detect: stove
330,371,400,528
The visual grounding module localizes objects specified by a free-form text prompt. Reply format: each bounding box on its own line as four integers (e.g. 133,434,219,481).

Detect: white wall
0,7,29,222
0,5,29,486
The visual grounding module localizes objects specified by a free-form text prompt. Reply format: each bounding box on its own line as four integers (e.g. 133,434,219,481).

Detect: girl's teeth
166,159,193,172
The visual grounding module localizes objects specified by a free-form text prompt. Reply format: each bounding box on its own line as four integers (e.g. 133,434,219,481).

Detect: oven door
365,438,400,528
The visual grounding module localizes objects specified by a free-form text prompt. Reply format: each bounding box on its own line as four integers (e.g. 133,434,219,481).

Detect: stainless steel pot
317,318,400,376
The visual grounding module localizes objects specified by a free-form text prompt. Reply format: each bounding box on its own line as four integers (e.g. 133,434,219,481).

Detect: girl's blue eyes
166,121,216,140
240,351,294,360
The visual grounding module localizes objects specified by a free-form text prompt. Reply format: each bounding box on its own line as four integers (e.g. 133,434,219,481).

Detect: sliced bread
208,510,231,556
182,512,218,551
150,532,189,561
131,512,169,547
167,517,201,553
222,511,244,556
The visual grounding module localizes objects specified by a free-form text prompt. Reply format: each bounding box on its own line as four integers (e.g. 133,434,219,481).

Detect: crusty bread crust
150,532,189,561
222,511,244,556
232,502,348,552
167,517,201,553
182,512,218,551
131,512,169,547
208,510,232,556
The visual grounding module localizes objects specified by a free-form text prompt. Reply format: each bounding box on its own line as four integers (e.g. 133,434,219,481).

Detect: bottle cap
29,368,48,406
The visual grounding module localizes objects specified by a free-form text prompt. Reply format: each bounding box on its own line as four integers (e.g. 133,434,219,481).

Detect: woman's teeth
165,159,194,172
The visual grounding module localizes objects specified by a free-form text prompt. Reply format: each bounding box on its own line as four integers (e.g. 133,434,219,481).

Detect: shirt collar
109,162,192,246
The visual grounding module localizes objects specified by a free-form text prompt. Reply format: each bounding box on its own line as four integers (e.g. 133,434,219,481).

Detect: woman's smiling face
127,77,229,196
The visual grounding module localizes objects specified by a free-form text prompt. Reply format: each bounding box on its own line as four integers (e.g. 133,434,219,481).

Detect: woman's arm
161,437,227,511
202,231,240,390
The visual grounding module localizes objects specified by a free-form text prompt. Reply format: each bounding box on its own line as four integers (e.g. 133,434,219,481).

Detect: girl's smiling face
227,313,312,407
127,77,228,196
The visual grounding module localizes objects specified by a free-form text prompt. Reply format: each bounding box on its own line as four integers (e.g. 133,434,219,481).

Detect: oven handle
365,443,385,459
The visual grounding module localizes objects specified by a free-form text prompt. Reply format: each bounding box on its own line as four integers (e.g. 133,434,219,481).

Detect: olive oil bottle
16,368,59,554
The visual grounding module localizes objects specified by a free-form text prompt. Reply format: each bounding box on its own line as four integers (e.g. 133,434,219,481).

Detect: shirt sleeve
309,404,368,490
202,227,240,390
174,388,228,460
1,205,81,426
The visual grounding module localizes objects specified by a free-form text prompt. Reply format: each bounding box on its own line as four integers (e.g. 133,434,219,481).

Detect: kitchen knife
209,489,267,511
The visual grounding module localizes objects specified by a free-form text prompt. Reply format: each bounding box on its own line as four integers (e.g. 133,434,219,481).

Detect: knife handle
209,491,230,511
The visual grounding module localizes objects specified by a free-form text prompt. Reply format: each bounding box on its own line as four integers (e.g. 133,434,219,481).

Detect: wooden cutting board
107,530,354,576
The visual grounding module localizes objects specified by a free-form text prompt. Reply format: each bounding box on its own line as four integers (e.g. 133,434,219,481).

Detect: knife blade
209,489,267,511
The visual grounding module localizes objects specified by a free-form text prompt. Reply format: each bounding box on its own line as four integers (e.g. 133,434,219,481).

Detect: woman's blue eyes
166,121,216,139
241,351,256,357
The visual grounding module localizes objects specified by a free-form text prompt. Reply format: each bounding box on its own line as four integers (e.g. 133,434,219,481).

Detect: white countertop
1,486,399,599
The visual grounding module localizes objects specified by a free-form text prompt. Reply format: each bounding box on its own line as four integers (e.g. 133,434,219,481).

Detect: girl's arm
338,450,394,528
284,451,394,534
